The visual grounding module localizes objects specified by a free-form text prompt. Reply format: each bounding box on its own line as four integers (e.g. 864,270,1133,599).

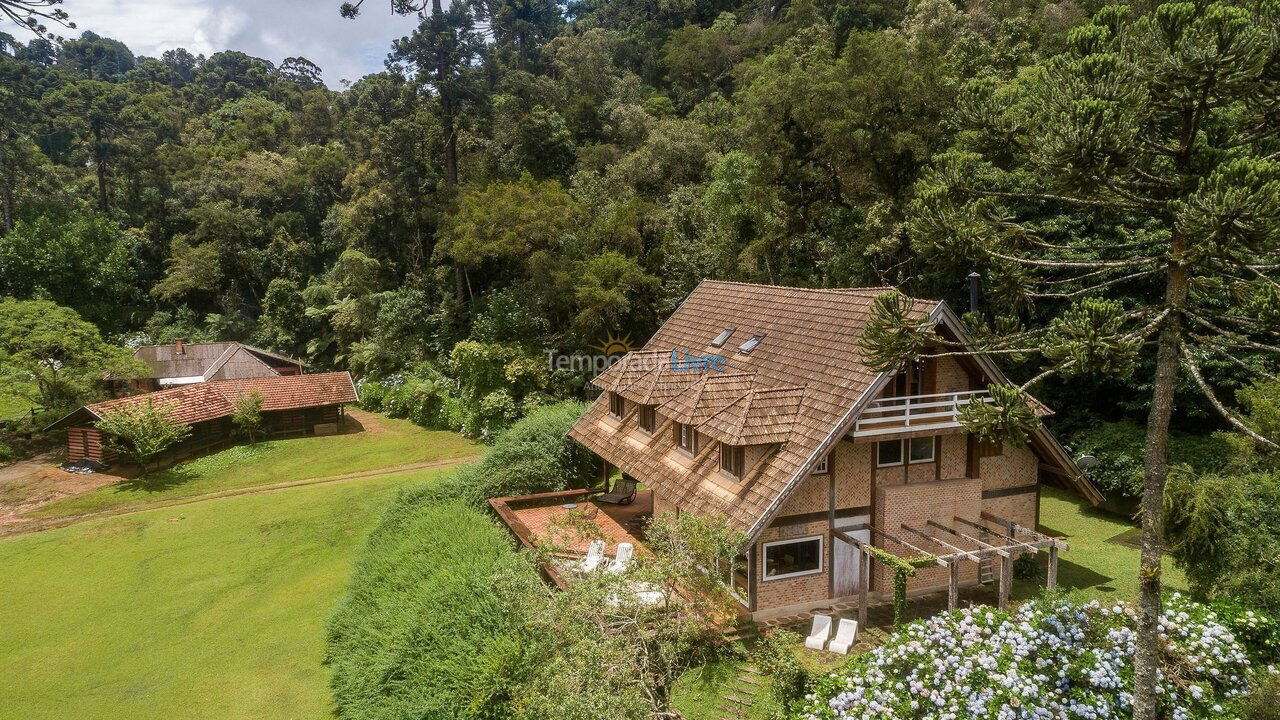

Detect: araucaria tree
866,3,1280,718
96,399,191,475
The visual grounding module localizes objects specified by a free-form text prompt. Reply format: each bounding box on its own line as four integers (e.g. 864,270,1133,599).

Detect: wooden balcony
851,390,992,438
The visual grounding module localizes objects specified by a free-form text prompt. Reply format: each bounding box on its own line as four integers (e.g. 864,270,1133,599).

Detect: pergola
831,512,1067,626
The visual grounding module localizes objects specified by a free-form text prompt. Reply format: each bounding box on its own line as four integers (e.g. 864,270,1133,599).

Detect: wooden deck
490,488,653,587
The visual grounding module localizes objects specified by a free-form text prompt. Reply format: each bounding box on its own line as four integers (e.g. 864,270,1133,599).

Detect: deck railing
851,389,992,437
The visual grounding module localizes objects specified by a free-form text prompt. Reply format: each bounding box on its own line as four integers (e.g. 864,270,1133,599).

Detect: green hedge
424,401,596,509
1069,421,1233,501
326,491,542,720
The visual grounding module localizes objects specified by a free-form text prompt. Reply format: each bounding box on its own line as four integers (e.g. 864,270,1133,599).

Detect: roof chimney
967,272,981,313
175,339,185,355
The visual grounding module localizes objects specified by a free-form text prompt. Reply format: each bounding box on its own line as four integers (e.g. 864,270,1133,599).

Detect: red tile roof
79,372,358,426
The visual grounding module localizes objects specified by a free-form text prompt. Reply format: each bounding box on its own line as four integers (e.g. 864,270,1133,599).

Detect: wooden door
832,517,870,597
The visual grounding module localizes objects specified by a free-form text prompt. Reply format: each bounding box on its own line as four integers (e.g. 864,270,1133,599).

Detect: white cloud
61,0,422,88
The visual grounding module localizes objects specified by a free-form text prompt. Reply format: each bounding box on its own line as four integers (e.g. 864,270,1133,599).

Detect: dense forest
0,0,1268,442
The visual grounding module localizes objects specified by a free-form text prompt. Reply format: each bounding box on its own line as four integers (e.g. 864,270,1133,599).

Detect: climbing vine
867,546,936,626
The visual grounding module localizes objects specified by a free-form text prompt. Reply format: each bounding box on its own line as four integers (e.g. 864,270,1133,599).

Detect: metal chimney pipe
968,272,981,313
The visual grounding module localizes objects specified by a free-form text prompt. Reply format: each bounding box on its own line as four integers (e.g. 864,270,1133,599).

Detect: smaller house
49,372,359,466
125,341,305,393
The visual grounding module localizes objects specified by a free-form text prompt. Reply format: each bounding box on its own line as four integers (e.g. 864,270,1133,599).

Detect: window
676,423,699,453
738,333,765,354
763,536,823,580
638,405,656,432
710,327,736,348
877,439,903,467
720,442,745,478
909,436,936,463
608,391,625,418
812,454,829,474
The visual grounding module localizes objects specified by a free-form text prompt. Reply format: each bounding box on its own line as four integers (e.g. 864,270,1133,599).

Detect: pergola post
947,560,959,611
858,548,869,627
1047,545,1058,590
998,555,1012,610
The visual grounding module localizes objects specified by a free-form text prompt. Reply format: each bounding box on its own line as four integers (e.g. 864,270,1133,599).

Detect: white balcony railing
851,390,992,437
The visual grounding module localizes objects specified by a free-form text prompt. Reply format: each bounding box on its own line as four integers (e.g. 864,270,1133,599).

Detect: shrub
1243,673,1280,720
326,491,544,720
1213,600,1280,666
755,629,809,717
1166,471,1280,613
426,401,595,508
1070,421,1233,501
0,442,14,463
799,594,1256,720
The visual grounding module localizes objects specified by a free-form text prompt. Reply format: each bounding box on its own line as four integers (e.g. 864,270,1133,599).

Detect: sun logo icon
591,332,636,356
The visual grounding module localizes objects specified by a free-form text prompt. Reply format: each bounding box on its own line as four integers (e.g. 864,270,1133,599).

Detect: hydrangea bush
800,594,1272,720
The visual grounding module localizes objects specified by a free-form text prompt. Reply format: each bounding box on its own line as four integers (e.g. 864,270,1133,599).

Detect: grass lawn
1031,484,1187,602
29,411,479,520
0,464,460,720
0,381,36,421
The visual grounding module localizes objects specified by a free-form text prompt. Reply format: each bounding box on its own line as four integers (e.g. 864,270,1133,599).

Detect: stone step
736,673,763,687
740,664,763,675
723,694,754,707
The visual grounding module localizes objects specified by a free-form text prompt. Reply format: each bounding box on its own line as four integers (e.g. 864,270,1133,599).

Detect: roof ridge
697,279,936,301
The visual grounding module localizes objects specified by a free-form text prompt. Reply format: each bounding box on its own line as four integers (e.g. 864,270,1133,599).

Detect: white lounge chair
828,618,858,655
578,539,606,573
804,614,833,651
605,542,634,574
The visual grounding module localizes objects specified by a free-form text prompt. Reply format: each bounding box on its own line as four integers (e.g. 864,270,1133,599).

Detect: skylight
738,333,765,354
710,326,736,348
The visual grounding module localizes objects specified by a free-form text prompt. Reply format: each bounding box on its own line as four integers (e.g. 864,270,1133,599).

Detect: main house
50,372,358,467
122,341,305,394
566,281,1100,619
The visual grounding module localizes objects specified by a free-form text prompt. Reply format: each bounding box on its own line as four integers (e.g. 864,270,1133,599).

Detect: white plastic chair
605,542,634,574
828,618,859,654
804,614,833,651
578,539,606,573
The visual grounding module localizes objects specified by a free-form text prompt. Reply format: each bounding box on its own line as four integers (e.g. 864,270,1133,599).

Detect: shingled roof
48,372,358,430
568,280,1098,542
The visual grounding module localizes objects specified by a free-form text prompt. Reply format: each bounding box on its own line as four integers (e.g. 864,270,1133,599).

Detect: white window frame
812,454,829,474
876,439,904,467
676,422,699,455
908,436,936,464
761,535,824,581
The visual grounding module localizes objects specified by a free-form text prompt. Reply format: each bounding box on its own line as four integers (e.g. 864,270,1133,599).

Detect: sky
60,0,424,89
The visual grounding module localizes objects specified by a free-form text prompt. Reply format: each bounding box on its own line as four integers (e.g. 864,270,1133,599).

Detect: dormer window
738,333,765,354
719,442,745,478
675,422,699,453
608,392,625,418
711,327,736,348
637,405,656,432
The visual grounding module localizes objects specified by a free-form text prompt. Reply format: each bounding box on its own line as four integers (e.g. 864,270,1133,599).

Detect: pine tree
868,3,1280,716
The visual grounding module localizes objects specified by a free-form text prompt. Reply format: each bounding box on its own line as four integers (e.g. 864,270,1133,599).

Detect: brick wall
940,435,967,478
983,492,1037,530
875,477,982,593
834,440,872,509
934,356,972,393
754,519,830,610
979,442,1039,490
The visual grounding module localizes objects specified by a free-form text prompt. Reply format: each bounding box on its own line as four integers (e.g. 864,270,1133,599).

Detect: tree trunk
1132,245,1188,720
0,178,12,234
93,125,109,215
433,0,458,192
